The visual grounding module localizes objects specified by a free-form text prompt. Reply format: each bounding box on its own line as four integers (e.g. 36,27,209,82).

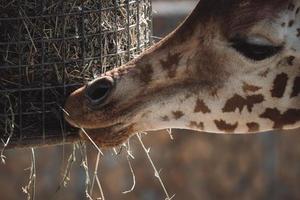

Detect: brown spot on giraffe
189,121,204,130
246,122,260,132
288,3,295,11
185,56,193,75
185,93,192,99
193,48,229,88
286,56,295,65
194,99,211,114
259,68,270,77
297,29,300,37
271,73,289,98
139,63,154,84
161,115,170,121
141,111,152,118
172,111,184,120
223,94,265,113
260,108,300,129
210,88,219,97
291,76,300,98
160,52,182,78
289,20,295,27
214,120,238,133
242,82,262,93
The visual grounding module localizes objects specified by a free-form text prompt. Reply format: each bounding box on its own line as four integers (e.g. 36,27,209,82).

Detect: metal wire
0,0,153,148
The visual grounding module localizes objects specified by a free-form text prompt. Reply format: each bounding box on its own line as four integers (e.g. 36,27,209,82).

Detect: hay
0,0,152,148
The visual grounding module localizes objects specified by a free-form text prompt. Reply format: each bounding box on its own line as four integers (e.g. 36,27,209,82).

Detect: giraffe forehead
217,0,286,33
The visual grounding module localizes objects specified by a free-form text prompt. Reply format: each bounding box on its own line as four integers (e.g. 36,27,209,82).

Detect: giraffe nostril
85,76,114,107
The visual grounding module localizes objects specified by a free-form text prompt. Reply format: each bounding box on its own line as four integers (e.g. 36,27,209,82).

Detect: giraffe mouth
78,123,135,147
64,102,135,147
64,109,125,131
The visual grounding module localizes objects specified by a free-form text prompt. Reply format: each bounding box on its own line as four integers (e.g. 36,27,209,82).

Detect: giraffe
64,0,300,147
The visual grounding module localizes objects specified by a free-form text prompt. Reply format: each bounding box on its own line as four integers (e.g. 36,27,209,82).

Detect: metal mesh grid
0,0,152,148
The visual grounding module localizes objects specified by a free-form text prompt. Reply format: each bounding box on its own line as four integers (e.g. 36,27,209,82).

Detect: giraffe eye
230,36,282,61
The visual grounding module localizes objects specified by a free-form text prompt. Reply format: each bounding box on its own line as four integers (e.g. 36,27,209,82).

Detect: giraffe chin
78,124,135,148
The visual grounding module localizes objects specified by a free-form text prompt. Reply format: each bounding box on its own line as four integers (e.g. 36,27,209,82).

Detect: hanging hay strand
0,0,152,149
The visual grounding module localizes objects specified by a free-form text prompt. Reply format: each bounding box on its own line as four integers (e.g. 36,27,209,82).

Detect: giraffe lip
73,122,128,143
64,110,124,130
80,122,124,131
80,123,135,147
83,123,124,132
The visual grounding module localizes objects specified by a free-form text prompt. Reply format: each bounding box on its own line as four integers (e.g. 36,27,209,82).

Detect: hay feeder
0,0,152,148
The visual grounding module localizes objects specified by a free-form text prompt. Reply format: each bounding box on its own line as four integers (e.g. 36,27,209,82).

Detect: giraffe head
65,0,300,147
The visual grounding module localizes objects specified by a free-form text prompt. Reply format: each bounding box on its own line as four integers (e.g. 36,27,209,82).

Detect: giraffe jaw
77,124,135,148
64,96,135,148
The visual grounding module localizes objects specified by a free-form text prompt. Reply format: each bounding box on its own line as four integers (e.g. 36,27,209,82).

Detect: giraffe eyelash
230,37,283,61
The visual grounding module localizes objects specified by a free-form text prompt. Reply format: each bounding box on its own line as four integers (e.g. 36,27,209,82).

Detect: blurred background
1,1,300,199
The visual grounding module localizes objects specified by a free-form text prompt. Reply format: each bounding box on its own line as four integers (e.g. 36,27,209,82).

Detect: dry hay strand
0,0,152,149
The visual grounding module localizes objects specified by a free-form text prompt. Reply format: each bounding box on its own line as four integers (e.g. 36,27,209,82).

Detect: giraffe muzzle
85,76,115,107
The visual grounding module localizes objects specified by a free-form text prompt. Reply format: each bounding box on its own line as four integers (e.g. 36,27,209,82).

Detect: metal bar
0,24,138,45
80,5,87,83
0,131,80,150
17,0,23,144
0,110,57,117
0,2,137,21
0,84,82,95
41,0,46,143
0,44,147,69
149,0,154,45
62,0,67,143
113,0,118,68
99,0,103,74
126,0,131,62
136,0,141,52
